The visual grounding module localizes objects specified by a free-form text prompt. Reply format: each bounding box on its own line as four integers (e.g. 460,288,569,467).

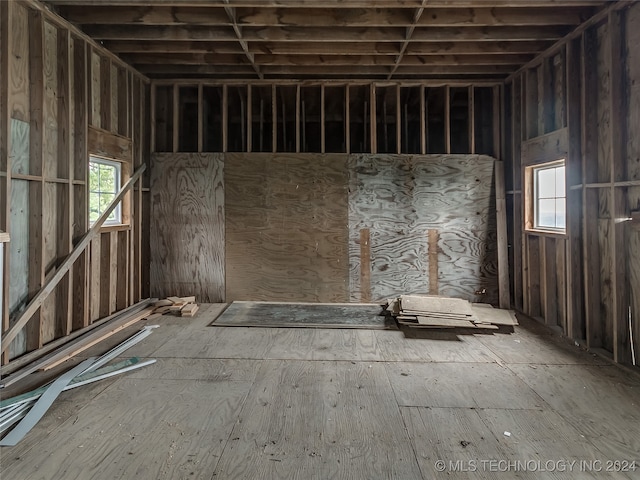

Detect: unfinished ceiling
43,0,608,80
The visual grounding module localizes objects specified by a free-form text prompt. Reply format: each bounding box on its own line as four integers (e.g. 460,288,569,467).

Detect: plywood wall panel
348,154,497,304
225,153,349,303
151,153,225,303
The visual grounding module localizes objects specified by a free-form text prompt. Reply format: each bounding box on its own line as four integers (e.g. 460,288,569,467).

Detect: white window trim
527,159,566,234
89,156,122,226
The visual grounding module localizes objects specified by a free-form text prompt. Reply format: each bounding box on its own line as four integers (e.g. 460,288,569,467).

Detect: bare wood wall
0,1,150,365
505,2,640,366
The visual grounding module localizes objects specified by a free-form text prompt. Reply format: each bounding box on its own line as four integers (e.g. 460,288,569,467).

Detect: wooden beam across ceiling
105,40,553,56
56,6,595,27
121,52,534,66
82,25,572,42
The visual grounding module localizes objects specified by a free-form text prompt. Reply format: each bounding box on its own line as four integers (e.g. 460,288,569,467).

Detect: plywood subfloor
1,305,639,480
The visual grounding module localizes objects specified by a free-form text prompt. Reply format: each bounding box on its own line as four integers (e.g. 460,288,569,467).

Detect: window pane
555,166,566,197
537,168,556,198
89,164,100,192
556,198,566,228
537,198,556,228
100,164,116,193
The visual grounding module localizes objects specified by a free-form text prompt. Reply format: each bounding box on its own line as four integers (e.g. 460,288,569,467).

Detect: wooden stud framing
510,76,523,310
294,84,299,153
57,28,73,337
320,83,325,154
566,37,584,340
149,83,156,154
197,83,203,152
27,9,45,352
370,84,377,154
420,85,426,154
469,86,475,154
172,83,178,152
445,85,451,154
396,85,401,155
1,1,11,363
609,9,630,364
493,85,502,159
222,84,228,153
271,83,276,153
520,74,530,314
581,26,602,349
344,85,350,154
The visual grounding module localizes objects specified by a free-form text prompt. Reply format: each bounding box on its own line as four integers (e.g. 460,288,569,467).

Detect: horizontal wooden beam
105,39,553,56
88,126,133,161
0,165,147,355
84,24,570,42
104,40,246,54
138,63,516,77
123,52,532,66
151,78,503,87
59,5,593,27
521,128,568,164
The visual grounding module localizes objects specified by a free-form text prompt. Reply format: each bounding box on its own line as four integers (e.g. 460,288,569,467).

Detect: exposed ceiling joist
44,0,608,81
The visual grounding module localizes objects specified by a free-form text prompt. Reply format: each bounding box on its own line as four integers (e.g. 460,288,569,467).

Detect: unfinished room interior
1,0,640,478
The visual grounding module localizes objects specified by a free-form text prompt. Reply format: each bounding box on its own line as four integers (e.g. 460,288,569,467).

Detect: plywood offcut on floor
1,303,639,480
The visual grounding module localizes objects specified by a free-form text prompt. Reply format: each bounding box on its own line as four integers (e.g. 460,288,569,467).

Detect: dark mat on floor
210,301,397,330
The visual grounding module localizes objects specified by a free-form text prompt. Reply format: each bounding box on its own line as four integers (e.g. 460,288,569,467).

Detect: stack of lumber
151,296,199,317
384,294,517,330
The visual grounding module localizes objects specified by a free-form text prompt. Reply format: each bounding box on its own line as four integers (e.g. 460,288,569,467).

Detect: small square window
89,156,122,226
527,161,566,232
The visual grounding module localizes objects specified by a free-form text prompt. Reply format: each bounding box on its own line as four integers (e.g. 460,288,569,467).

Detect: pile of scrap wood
384,294,517,330
151,296,199,317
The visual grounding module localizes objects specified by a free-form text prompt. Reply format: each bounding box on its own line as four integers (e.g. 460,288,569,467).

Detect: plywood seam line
0,164,147,354
387,0,429,80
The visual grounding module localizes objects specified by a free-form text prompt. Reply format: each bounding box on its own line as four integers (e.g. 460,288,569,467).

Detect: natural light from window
534,162,566,231
89,156,121,225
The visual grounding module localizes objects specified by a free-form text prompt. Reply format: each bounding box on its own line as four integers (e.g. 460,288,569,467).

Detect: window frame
525,159,567,235
89,155,123,227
